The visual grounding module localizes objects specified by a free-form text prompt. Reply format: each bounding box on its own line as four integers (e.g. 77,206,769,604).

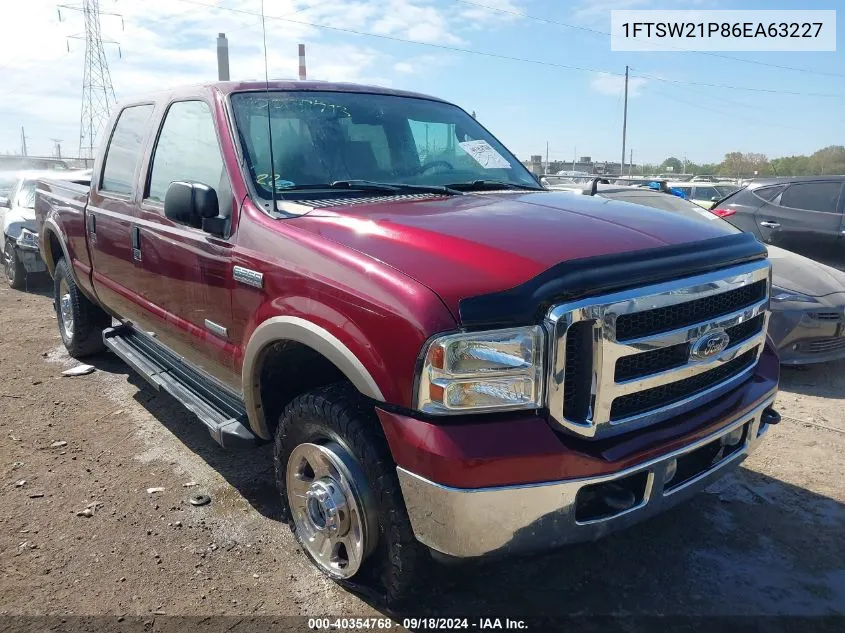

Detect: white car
2,170,91,289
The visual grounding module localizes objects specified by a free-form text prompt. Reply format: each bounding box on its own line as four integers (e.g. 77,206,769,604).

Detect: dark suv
712,177,845,269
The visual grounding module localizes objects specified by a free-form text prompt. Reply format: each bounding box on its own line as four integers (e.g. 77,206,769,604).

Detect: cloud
0,0,514,156
589,72,648,97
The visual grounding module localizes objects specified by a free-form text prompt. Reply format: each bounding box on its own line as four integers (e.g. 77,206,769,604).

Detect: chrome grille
545,260,771,439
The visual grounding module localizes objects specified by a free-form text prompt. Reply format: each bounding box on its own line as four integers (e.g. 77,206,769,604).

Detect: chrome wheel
58,279,74,340
286,441,376,579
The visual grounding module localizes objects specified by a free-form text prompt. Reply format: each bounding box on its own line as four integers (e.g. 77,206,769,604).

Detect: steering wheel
418,160,455,174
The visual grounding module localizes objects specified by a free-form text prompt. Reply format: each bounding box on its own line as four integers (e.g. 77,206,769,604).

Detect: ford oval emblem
690,330,730,360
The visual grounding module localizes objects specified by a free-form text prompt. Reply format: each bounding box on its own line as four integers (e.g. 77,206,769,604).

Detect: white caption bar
610,10,836,52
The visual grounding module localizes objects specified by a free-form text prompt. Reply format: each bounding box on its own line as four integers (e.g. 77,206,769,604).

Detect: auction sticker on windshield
459,140,511,169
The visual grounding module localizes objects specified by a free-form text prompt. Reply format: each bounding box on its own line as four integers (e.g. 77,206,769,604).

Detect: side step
103,325,256,448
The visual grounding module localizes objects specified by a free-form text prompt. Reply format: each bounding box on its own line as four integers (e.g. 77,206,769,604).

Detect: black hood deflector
458,232,768,328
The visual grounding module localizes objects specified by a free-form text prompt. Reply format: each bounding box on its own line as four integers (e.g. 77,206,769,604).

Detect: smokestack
298,44,306,80
217,33,230,81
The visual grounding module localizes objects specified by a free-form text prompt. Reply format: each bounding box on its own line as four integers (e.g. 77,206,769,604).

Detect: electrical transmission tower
59,0,122,160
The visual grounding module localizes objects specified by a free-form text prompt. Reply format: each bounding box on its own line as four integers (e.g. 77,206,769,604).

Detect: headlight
771,286,818,305
416,326,545,414
16,229,39,250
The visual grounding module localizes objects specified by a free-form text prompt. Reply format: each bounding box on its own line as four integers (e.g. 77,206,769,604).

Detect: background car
2,169,91,289
712,176,845,270
669,182,728,209
551,182,845,365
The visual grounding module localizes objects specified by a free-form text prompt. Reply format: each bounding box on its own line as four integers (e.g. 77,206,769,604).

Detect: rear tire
273,383,423,605
4,242,25,290
54,257,110,358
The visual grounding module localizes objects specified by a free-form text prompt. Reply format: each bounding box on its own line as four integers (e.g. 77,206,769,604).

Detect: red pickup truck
36,81,780,603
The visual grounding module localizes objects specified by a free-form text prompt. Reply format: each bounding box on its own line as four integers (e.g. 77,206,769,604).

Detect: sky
1,0,844,165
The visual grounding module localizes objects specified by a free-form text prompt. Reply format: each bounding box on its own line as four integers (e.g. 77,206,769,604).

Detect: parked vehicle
551,183,845,365
669,182,727,209
2,170,90,288
712,177,845,269
36,81,780,603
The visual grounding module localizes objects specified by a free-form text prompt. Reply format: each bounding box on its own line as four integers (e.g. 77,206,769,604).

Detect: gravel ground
1,278,844,626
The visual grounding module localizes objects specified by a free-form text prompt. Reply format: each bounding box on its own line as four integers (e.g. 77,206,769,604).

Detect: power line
454,0,845,79
631,69,845,99
169,0,625,77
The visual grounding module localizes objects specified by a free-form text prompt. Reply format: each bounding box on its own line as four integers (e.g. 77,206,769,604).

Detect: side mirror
164,181,221,231
0,196,10,209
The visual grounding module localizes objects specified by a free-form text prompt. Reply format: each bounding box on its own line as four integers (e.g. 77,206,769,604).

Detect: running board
103,325,256,448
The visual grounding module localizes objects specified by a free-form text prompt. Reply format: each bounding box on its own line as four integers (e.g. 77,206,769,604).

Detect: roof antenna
260,0,278,214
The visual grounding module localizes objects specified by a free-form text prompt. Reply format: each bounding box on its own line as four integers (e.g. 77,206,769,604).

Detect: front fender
242,316,386,440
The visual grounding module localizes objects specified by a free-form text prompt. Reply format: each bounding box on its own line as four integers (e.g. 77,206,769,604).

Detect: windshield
14,181,36,209
230,91,539,198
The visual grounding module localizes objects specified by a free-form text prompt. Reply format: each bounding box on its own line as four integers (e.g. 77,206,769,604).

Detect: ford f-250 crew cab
36,81,780,603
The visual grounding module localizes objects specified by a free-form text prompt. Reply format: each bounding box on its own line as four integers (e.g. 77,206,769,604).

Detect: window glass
230,91,538,197
752,185,786,202
147,101,225,203
15,181,36,208
693,186,719,200
779,182,842,212
101,105,154,195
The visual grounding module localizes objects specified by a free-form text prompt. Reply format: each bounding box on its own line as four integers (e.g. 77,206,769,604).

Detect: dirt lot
1,278,844,625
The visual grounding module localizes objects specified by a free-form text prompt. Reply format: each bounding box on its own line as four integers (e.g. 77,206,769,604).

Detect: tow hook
761,408,781,426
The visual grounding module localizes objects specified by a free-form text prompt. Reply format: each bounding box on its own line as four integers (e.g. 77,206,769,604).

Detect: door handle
131,226,142,262
759,221,780,229
86,213,96,245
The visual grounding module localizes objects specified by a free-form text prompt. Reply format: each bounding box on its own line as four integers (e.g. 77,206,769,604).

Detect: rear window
101,105,155,195
779,182,842,213
693,185,720,200
601,190,740,232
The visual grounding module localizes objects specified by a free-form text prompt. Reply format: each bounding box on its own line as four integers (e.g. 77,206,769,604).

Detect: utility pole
629,148,633,177
298,44,307,80
20,126,27,157
621,65,629,177
51,138,63,159
545,141,549,174
572,146,576,171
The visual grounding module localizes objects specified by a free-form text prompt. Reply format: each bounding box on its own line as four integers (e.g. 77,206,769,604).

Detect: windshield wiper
444,180,542,192
329,180,461,195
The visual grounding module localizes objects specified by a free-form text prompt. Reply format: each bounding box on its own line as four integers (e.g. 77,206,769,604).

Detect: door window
100,105,154,195
146,101,227,204
752,185,786,202
779,182,842,213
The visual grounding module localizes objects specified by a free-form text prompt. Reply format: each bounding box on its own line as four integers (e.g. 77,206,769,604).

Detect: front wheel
53,257,110,357
274,383,423,604
4,242,25,290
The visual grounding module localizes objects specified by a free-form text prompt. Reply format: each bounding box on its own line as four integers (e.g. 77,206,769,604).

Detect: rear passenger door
756,181,845,265
88,104,155,324
135,100,239,389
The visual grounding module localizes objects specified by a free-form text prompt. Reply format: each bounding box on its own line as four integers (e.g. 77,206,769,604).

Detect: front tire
4,242,25,290
274,383,423,604
54,257,110,357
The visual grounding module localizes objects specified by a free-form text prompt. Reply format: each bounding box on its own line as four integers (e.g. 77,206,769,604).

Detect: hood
3,207,36,239
290,191,740,319
768,245,845,298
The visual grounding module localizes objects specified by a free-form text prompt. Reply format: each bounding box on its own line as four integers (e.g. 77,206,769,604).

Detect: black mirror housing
164,182,220,228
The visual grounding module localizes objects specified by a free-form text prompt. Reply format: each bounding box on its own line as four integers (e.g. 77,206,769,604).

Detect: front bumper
397,396,776,558
14,244,47,273
770,307,845,364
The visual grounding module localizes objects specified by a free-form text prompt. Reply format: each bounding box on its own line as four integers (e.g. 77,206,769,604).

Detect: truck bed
34,178,95,296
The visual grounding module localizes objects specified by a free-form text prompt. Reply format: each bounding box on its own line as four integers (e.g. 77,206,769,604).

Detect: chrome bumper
397,396,776,559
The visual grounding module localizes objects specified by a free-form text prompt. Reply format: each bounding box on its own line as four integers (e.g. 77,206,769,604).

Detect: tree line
643,145,845,178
